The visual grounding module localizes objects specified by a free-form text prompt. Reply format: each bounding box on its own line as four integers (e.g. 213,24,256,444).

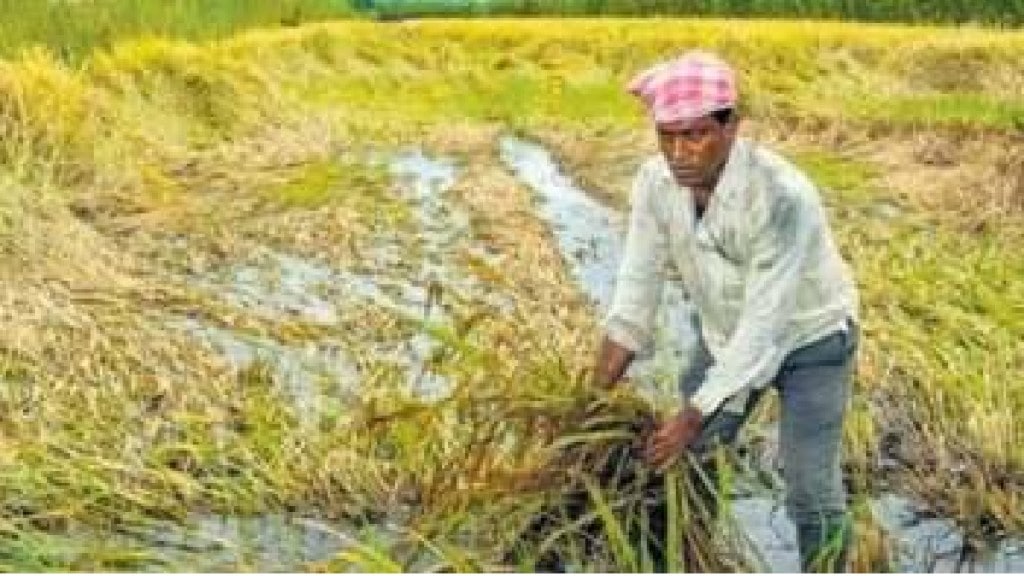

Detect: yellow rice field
0,18,1021,571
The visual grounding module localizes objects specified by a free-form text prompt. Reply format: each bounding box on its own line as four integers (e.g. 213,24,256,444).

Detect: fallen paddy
86,135,1017,572
2,18,1022,572
3,128,1020,571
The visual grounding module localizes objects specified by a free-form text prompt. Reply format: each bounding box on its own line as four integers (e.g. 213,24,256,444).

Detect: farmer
591,51,859,572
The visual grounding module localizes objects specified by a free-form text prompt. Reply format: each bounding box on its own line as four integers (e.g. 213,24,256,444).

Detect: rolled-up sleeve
604,162,668,358
689,188,818,416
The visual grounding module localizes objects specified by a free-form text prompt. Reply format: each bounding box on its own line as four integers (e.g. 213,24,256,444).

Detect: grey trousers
679,321,858,572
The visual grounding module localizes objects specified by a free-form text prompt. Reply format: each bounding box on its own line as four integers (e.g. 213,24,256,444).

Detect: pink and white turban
628,51,738,124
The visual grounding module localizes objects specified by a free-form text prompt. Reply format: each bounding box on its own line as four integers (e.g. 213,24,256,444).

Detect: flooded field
19,135,1008,572
1,17,1022,573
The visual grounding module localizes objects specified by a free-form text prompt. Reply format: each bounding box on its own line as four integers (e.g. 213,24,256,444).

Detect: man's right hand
591,336,636,389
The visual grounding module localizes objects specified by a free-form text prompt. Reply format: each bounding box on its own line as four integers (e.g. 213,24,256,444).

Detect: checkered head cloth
628,51,737,124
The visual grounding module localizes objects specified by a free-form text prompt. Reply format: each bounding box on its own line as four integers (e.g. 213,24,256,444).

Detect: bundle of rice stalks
498,392,748,573
348,357,749,572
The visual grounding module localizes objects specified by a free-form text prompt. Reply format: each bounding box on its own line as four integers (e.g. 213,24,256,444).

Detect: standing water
188,151,480,407
388,150,462,400
147,151,480,570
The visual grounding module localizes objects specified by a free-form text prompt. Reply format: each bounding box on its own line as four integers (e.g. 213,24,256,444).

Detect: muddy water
870,495,1024,573
186,151,485,412
193,246,447,405
387,150,515,313
140,151,497,569
389,150,462,289
71,514,389,571
730,493,1024,572
208,249,426,321
123,515,345,571
388,150,467,399
499,136,1024,573
178,317,358,425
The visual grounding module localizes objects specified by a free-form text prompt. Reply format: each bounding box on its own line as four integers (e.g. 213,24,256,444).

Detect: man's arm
599,159,668,378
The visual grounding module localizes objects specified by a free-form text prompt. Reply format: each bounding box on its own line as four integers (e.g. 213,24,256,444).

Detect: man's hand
591,336,635,389
643,405,704,468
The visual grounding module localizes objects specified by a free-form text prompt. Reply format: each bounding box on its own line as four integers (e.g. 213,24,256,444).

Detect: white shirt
605,137,858,416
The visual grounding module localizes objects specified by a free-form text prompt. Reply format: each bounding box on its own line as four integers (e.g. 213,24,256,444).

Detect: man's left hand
643,405,704,468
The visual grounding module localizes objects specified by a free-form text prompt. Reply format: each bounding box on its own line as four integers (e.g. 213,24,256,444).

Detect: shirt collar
710,137,752,210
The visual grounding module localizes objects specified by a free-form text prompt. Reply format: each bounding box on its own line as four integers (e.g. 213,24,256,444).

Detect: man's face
656,113,738,191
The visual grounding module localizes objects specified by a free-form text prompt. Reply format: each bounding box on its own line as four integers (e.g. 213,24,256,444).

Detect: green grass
268,159,397,213
851,93,1024,131
791,151,879,197
363,0,1024,25
0,529,157,572
0,0,356,61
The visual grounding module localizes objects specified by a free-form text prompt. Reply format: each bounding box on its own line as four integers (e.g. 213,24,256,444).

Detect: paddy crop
0,16,1021,572
0,0,357,61
364,0,1024,26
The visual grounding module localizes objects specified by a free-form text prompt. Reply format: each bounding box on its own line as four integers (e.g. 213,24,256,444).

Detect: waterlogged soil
55,135,1018,571
183,149,517,412
98,515,348,571
55,148,511,570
